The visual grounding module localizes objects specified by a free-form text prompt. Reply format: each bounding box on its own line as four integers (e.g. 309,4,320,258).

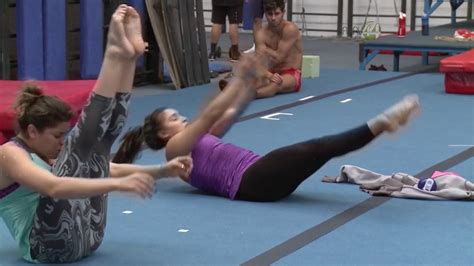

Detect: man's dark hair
263,0,285,12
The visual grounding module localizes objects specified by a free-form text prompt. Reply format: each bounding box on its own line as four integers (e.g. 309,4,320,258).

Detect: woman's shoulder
0,141,29,155
0,142,32,169
166,133,215,159
0,144,28,188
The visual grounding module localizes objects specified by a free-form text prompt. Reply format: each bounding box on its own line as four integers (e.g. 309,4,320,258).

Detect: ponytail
112,126,145,163
113,107,168,163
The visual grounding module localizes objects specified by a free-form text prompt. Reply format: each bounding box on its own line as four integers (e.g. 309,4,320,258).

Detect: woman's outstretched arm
0,145,155,199
165,55,260,160
110,155,193,180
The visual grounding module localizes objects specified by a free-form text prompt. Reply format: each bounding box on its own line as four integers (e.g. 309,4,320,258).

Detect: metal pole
0,0,9,79
468,0,472,20
452,7,456,25
287,0,293,21
410,0,416,31
337,0,343,37
402,0,407,13
347,0,353,38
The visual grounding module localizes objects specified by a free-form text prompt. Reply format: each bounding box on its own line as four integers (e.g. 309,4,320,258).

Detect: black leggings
236,125,375,202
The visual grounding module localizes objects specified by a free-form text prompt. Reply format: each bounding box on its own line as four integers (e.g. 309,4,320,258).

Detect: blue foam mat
1,69,472,265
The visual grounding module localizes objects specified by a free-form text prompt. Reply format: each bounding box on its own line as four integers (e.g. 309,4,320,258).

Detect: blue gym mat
1,68,472,265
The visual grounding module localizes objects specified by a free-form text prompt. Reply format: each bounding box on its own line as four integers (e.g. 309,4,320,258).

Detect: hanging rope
362,0,380,30
361,0,382,40
393,0,401,26
300,0,307,36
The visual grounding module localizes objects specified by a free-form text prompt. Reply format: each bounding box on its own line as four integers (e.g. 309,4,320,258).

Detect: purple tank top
189,134,261,199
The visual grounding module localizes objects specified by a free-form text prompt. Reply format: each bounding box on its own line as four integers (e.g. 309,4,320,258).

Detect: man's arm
255,26,267,55
254,30,283,85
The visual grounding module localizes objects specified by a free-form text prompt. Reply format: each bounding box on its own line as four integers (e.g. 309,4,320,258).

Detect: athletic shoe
243,44,255,54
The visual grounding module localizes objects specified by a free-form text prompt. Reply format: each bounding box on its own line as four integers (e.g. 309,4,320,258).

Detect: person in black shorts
209,0,243,61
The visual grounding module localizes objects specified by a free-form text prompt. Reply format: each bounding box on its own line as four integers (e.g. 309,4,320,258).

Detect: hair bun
22,82,44,96
14,82,45,117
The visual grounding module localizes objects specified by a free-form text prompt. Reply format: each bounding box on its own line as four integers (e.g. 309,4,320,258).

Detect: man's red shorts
274,68,302,92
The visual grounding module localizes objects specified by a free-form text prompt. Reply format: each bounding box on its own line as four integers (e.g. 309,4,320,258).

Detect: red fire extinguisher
398,12,406,37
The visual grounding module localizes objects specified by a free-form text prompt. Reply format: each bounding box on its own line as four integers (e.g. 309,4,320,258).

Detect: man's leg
210,4,225,60
228,3,243,61
255,74,297,98
209,23,222,60
229,24,239,50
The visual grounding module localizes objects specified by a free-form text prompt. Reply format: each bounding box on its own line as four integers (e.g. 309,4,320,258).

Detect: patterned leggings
28,92,131,263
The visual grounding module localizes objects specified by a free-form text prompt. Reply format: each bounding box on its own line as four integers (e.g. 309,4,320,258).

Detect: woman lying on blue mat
0,5,191,263
114,53,420,203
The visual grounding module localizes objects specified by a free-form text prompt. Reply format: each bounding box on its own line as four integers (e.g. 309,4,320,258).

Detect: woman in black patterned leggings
0,5,192,263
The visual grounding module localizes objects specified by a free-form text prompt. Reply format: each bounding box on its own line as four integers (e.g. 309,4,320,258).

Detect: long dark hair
15,83,74,133
113,107,167,163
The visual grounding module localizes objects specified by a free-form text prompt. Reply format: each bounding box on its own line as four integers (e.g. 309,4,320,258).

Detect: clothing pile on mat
323,165,473,200
435,28,474,42
454,28,474,40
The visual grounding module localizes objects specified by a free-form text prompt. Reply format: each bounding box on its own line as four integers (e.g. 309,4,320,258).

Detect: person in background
209,0,244,61
220,0,302,99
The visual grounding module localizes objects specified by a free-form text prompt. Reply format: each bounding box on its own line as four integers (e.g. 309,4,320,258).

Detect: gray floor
134,32,442,96
211,32,442,71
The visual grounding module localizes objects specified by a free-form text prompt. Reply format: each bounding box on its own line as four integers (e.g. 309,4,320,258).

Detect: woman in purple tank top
114,55,420,202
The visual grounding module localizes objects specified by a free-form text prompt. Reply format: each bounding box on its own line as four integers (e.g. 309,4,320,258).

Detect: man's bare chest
264,32,281,49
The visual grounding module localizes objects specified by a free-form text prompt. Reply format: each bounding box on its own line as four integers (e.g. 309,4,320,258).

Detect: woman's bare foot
124,6,146,57
106,4,136,59
383,94,420,132
368,94,420,135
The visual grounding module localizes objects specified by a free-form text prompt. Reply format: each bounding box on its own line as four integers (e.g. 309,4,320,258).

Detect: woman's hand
117,172,155,198
162,155,193,178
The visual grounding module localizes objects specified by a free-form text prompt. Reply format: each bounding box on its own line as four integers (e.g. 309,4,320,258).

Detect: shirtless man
254,0,302,98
